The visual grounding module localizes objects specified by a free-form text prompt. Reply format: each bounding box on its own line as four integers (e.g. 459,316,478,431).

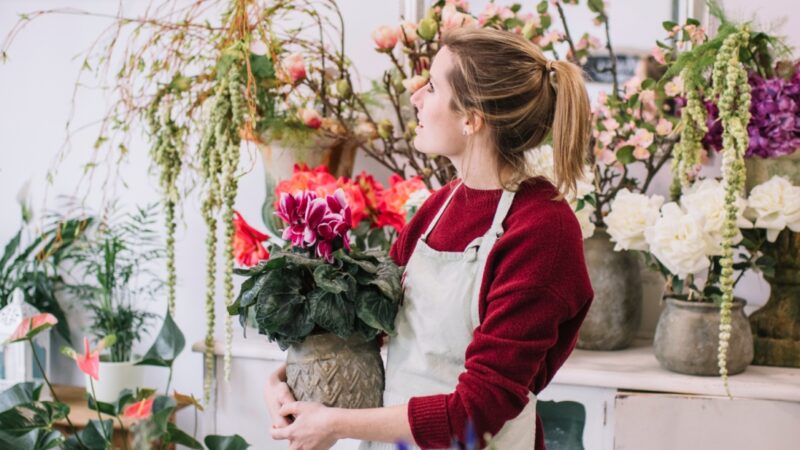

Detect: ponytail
549,60,591,198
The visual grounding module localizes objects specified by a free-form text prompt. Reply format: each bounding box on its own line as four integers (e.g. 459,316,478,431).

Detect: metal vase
286,333,384,408
654,297,754,376
578,228,642,350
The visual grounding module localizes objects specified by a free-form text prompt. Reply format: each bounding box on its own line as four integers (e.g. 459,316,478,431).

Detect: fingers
271,423,292,440
276,381,296,405
271,363,287,383
264,382,293,428
279,401,299,417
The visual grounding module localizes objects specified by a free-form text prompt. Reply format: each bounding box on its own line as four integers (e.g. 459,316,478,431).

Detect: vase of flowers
654,296,753,375
606,177,777,376
230,188,403,408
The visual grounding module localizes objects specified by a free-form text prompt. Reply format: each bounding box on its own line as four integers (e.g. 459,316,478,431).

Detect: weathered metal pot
654,297,754,376
286,333,384,408
578,228,642,350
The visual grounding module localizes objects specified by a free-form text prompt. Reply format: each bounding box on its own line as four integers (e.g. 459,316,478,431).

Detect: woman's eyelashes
427,82,434,93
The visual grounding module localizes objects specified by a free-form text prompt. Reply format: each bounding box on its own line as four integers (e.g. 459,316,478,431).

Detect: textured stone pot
745,152,800,368
654,297,754,376
578,228,642,350
286,333,384,408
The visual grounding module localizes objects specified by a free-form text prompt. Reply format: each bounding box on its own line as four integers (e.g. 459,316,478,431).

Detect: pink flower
371,26,399,50
633,146,651,160
652,46,666,64
629,128,654,148
77,337,100,381
276,189,352,263
123,398,154,419
299,109,322,129
442,5,477,31
656,118,673,136
399,21,418,45
402,75,428,94
538,30,564,47
602,118,620,131
282,53,306,84
6,313,57,343
664,77,684,97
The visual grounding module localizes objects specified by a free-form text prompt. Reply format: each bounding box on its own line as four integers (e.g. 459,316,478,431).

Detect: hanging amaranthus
711,26,752,397
197,59,247,403
147,91,184,316
669,70,707,201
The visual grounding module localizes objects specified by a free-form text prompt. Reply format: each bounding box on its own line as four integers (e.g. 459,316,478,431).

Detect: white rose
680,178,752,254
645,202,714,279
526,145,556,181
573,201,596,239
745,175,800,242
605,189,664,251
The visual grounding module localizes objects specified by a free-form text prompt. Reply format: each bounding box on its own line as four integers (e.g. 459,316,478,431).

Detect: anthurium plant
228,187,403,351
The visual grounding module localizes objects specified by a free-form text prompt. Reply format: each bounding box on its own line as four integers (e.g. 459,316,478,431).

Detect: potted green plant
229,188,402,408
64,204,163,402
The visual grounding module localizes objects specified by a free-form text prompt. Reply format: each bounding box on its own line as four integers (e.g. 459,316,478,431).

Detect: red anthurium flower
6,313,58,343
233,211,270,267
123,398,154,419
77,337,101,381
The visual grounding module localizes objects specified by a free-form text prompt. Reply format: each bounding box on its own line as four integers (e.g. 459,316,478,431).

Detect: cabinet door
613,391,800,450
538,384,616,450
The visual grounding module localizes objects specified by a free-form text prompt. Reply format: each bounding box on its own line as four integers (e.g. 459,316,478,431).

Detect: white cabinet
194,338,800,450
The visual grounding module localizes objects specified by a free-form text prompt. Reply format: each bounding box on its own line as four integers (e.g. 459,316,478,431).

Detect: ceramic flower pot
654,297,754,376
745,151,800,368
578,228,642,350
285,333,384,408
86,358,145,403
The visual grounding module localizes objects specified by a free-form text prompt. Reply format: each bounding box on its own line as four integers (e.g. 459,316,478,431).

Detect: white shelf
552,338,800,403
193,336,800,403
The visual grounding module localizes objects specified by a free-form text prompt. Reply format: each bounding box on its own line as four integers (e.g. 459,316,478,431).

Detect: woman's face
410,46,469,158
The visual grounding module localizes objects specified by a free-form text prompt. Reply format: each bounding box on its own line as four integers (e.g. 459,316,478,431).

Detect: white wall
1,0,797,443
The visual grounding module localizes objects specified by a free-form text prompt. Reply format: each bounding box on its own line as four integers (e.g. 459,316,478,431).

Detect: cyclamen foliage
229,248,402,351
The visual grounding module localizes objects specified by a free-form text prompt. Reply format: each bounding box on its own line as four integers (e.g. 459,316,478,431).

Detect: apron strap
470,189,517,328
422,180,463,242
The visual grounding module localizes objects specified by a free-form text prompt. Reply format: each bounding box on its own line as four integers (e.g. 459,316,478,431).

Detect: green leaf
536,1,548,14
540,14,552,30
63,419,112,450
135,312,185,367
355,288,399,335
574,199,585,212
662,20,678,32
0,382,42,412
167,422,203,449
249,53,275,80
616,146,636,164
0,230,21,274
205,434,250,450
686,18,700,26
308,289,354,338
640,78,656,90
0,401,69,435
366,260,403,301
88,388,134,416
0,429,39,450
587,0,605,14
313,264,354,295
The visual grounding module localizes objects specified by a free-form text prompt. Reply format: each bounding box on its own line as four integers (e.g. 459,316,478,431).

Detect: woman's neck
449,142,505,190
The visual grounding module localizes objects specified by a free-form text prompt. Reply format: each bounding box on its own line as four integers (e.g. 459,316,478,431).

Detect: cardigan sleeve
407,203,593,448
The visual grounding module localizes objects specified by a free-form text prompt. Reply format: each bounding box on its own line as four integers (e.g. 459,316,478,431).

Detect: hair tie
545,60,558,92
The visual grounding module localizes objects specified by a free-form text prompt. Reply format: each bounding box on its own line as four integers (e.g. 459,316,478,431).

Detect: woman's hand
263,363,296,428
270,401,339,450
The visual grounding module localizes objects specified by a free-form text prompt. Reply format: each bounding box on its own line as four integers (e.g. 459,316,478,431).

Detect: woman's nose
410,87,423,109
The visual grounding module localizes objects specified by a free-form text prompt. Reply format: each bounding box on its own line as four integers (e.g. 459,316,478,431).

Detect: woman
266,27,594,450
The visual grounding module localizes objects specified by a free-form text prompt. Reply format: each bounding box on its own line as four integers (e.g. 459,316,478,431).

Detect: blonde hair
442,27,591,198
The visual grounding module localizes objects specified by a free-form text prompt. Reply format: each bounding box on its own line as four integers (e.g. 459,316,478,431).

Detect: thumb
279,401,300,417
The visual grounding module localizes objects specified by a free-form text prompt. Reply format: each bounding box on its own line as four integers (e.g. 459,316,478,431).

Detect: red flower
274,164,366,228
6,313,57,343
123,398,154,419
233,211,270,267
377,175,428,232
62,335,115,382
355,171,385,224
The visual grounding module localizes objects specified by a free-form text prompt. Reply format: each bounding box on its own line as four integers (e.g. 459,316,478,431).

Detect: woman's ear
464,110,485,135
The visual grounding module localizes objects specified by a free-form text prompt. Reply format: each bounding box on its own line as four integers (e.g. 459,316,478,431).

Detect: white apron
360,182,537,450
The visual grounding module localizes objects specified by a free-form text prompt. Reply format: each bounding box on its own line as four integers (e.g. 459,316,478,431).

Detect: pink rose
372,25,399,50
300,108,322,129
282,53,306,84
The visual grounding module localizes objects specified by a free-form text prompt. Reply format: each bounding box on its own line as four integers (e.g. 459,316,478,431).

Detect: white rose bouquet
606,176,800,302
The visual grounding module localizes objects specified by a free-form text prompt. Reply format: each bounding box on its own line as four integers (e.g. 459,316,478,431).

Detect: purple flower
275,188,353,262
703,61,800,158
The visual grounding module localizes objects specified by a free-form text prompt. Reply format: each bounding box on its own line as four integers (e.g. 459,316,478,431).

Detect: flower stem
89,378,111,445
29,340,87,449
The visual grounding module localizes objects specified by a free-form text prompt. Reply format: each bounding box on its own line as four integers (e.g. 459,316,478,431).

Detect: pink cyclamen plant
276,188,352,262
